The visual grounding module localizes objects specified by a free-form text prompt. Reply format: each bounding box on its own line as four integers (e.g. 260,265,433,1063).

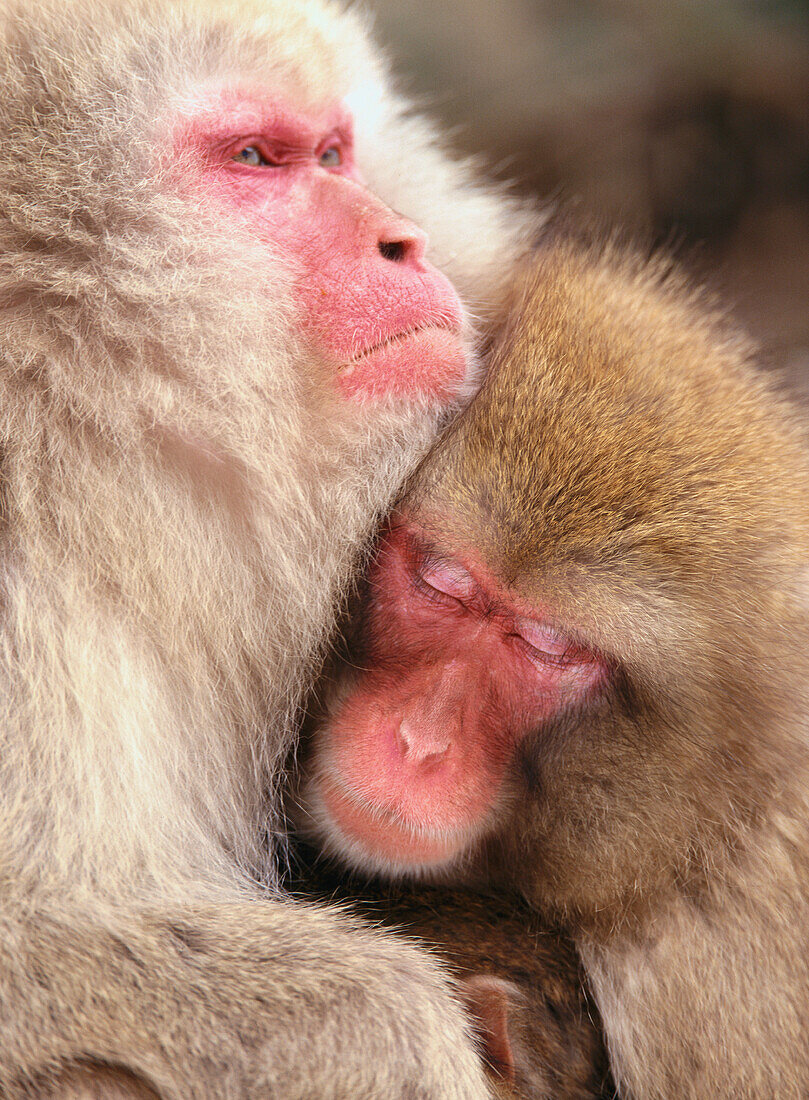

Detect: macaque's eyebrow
406,531,450,566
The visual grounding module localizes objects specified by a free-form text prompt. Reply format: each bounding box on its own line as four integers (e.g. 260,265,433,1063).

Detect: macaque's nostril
378,239,407,263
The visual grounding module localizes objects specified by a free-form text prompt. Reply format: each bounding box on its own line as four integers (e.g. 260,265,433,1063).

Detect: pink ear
460,974,518,1083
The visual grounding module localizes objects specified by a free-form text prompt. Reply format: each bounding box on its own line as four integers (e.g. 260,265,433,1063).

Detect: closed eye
417,559,477,605
510,632,578,669
413,574,466,610
511,617,594,670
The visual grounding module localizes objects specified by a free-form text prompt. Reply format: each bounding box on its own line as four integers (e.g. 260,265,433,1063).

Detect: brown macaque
292,845,614,1100
298,238,809,1098
0,1,538,1097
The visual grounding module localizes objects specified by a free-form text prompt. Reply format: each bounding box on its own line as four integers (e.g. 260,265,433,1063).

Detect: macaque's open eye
318,145,341,167
512,617,584,668
416,559,477,607
232,145,282,167
233,145,266,167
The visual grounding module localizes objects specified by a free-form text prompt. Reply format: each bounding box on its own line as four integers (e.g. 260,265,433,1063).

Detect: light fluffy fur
0,1,536,1096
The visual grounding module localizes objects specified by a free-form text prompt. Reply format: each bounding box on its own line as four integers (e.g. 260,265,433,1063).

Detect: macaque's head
297,241,809,923
3,0,534,461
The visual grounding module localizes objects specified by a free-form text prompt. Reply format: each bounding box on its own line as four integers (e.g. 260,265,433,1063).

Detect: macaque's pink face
301,516,607,875
178,89,467,402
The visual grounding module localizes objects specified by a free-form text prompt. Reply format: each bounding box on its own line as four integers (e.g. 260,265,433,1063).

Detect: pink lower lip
337,327,467,401
345,323,459,365
321,776,466,866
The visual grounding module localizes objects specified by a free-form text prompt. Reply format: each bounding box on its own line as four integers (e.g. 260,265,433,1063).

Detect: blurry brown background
368,0,809,395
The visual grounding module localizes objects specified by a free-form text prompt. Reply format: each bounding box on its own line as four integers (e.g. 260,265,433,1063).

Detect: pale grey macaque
0,1,536,1096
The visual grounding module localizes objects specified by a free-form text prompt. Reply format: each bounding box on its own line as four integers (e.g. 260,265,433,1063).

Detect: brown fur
0,0,537,1096
392,237,809,1097
293,847,616,1100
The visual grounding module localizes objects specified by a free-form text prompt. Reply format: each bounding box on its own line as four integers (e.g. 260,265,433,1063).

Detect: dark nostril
378,239,407,263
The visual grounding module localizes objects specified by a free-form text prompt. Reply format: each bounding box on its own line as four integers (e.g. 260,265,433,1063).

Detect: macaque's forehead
404,493,561,607
17,0,375,121
192,0,374,112
411,244,809,585
399,505,495,570
176,84,353,150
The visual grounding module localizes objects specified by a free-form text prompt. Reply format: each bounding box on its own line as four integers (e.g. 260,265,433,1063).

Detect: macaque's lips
337,325,467,401
320,775,469,867
344,321,460,365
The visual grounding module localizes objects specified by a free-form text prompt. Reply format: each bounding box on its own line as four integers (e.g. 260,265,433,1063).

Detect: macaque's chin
320,775,472,871
336,328,467,402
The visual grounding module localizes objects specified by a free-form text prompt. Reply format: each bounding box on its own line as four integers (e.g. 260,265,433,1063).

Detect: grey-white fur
0,0,537,1095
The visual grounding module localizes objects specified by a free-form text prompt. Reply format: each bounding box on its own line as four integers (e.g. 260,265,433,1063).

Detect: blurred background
367,0,809,396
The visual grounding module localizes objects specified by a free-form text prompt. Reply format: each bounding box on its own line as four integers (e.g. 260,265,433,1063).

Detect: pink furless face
178,89,467,403
302,516,607,875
